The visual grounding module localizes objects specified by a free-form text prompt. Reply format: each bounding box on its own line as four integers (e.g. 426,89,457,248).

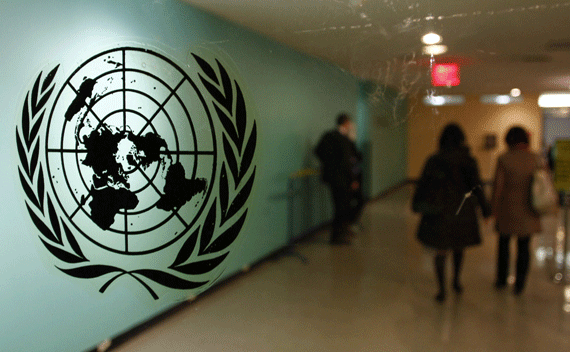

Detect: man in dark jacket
315,113,363,245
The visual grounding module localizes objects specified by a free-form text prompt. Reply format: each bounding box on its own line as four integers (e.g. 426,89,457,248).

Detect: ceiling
183,0,570,96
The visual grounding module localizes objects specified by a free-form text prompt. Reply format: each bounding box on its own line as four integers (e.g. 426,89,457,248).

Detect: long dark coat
413,147,490,250
315,129,364,225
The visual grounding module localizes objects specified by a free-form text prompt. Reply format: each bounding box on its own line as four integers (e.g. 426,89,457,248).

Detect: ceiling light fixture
510,88,521,97
495,95,511,105
480,94,524,105
423,44,448,56
423,95,465,106
422,32,442,45
538,93,570,108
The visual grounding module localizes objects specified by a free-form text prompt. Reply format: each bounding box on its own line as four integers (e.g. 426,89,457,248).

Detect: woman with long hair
413,123,490,302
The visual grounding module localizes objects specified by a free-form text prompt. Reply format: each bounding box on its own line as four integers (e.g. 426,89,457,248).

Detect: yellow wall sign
555,139,570,191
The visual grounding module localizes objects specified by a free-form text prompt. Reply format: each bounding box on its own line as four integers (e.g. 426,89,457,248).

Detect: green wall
358,82,408,198
0,1,407,351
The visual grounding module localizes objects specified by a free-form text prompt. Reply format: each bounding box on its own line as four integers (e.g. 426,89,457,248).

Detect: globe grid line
135,76,187,136
77,63,203,154
18,48,256,299
46,47,217,254
121,48,126,129
63,53,201,163
47,149,215,155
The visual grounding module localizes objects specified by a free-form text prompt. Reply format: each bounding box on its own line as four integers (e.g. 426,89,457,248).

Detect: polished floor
111,185,570,352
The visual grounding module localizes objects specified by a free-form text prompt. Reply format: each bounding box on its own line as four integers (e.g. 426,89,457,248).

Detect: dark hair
505,126,529,147
336,113,350,126
439,123,465,150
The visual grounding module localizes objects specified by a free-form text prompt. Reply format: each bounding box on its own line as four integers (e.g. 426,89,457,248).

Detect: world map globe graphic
45,47,217,255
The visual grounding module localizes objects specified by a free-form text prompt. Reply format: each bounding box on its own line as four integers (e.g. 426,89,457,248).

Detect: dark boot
453,250,464,293
514,237,530,295
495,235,510,289
435,254,446,302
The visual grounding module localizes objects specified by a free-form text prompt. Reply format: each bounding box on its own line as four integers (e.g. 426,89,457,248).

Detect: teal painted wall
0,1,406,351
358,82,408,198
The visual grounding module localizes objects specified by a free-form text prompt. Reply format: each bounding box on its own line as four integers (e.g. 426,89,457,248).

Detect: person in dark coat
315,113,363,245
413,123,490,302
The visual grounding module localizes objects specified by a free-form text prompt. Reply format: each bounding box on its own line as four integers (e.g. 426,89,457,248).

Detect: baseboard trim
86,180,410,352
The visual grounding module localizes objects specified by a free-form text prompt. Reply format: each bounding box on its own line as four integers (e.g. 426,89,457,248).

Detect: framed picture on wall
484,133,497,150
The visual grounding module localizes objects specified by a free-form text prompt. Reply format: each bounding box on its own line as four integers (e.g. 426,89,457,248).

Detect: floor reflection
112,185,570,352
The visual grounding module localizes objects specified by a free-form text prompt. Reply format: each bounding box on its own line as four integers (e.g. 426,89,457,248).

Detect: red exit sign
432,63,460,87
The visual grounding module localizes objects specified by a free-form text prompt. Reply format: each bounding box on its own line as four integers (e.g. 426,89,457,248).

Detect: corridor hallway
111,185,570,352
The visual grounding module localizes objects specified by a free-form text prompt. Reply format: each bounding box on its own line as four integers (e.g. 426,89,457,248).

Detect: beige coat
492,148,541,236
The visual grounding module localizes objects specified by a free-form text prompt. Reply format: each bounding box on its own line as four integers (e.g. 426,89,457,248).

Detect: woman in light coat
491,126,541,295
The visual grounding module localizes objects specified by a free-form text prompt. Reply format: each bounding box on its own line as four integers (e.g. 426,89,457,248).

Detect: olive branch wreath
16,54,256,300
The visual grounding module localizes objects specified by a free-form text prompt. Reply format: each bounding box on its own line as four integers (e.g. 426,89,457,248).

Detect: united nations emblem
17,47,257,299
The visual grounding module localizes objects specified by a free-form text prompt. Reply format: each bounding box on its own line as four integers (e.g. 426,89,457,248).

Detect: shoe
350,224,363,235
513,285,524,295
453,282,463,294
435,292,446,302
494,281,506,290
